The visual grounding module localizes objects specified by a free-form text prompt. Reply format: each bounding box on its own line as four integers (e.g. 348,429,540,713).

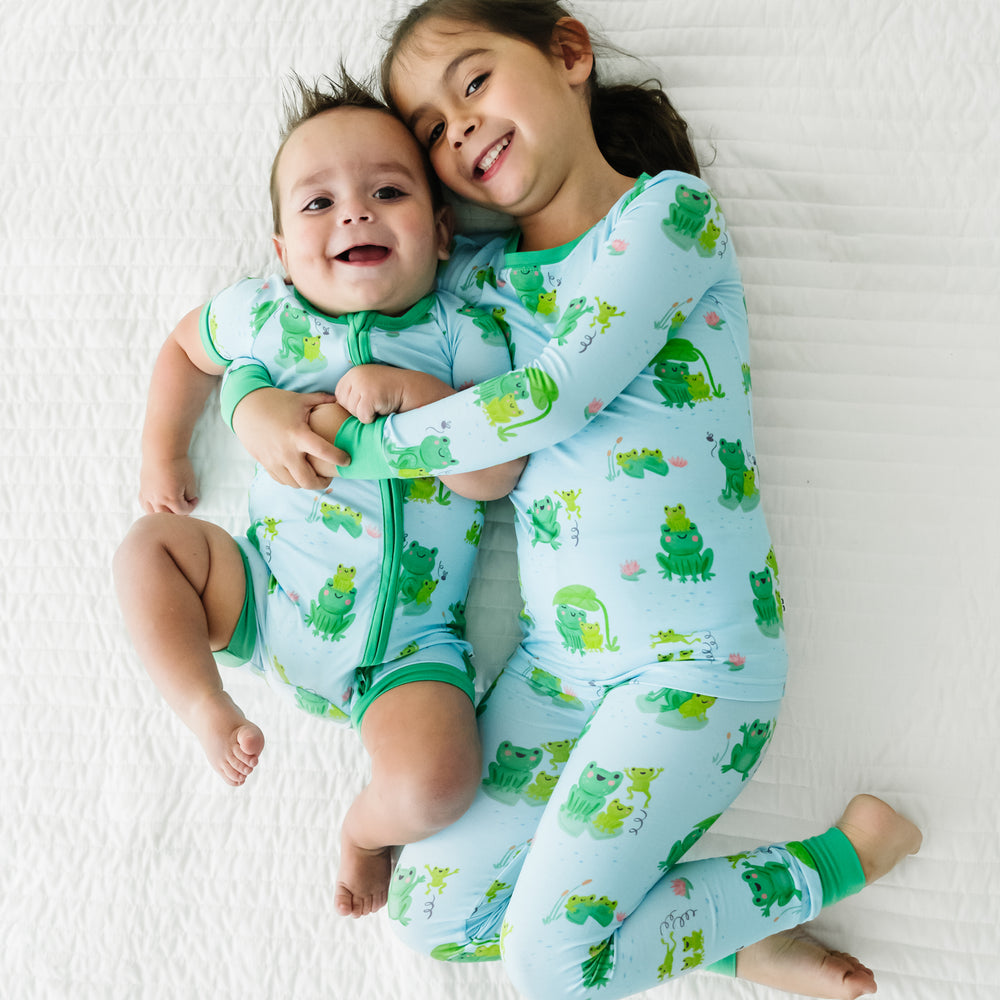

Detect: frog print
535,289,559,318
650,627,701,647
528,667,584,710
637,687,716,729
741,857,802,917
555,603,588,654
583,936,615,990
653,360,696,409
592,798,634,836
721,719,774,780
552,296,594,346
590,297,626,334
542,739,577,764
274,303,326,371
553,489,582,518
565,894,618,927
528,496,562,549
482,740,544,802
624,766,663,809
403,476,451,506
750,568,782,637
524,770,559,803
387,865,425,926
617,447,670,479
483,393,523,426
657,933,678,981
424,865,459,895
657,519,715,583
662,504,691,532
580,621,604,651
659,813,722,872
460,264,498,292
681,929,706,970
559,761,625,834
397,542,438,616
508,264,546,313
684,371,711,402
317,501,363,538
457,302,510,347
662,184,714,250
293,687,349,722
332,564,356,592
718,438,760,510
386,435,458,477
696,218,722,257
304,579,357,641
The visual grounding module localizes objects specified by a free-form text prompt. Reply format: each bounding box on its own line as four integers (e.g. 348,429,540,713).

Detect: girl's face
390,17,593,220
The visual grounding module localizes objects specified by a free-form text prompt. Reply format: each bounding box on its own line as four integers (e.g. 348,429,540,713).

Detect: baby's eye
466,73,487,96
373,186,404,200
304,196,332,212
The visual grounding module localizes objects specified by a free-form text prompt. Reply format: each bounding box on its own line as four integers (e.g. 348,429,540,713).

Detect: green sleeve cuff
199,302,228,367
704,953,737,976
220,362,275,431
334,416,395,480
791,827,866,908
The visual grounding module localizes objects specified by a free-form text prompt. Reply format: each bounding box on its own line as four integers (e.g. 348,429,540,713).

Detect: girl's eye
427,122,445,146
374,186,404,200
304,197,332,212
466,73,487,96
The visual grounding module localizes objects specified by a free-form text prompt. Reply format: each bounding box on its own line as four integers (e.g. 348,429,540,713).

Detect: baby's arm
336,365,525,500
139,305,223,514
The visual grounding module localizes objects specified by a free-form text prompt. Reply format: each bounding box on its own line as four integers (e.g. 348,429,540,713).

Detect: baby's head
270,72,452,317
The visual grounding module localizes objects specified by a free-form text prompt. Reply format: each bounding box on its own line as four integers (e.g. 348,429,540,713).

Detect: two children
114,75,523,919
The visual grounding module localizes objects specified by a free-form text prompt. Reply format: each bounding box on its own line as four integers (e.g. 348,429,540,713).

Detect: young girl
232,2,921,996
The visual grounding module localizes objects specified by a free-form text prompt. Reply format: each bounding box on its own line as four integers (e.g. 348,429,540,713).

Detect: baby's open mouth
336,245,390,263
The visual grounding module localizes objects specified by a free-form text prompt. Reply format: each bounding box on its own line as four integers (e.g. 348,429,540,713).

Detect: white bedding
3,0,998,997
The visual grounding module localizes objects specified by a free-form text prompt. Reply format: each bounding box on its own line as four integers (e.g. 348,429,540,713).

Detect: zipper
346,313,403,667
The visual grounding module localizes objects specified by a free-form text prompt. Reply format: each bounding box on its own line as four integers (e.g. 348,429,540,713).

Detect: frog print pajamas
333,173,868,993
202,277,513,726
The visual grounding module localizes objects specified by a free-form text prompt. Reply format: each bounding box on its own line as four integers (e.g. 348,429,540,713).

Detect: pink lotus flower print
620,560,646,582
584,398,603,419
672,877,693,898
728,653,746,671
704,311,725,330
668,456,688,468
607,239,628,255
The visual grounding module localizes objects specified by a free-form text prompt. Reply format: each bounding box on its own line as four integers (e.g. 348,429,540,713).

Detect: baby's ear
435,204,455,261
272,234,289,271
550,17,594,82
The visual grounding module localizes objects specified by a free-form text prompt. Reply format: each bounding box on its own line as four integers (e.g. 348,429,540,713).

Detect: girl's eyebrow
404,47,490,129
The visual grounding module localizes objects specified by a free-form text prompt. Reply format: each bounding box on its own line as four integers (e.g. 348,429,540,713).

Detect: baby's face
273,107,450,316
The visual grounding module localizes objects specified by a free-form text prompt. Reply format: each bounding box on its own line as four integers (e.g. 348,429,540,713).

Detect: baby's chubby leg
336,681,481,918
113,513,264,785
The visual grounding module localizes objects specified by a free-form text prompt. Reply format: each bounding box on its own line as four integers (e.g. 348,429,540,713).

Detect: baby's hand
232,388,349,489
139,455,199,514
336,365,455,422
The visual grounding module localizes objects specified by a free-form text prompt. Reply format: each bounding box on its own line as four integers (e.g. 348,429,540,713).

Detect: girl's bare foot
187,690,264,786
335,835,392,918
836,794,922,885
736,929,878,998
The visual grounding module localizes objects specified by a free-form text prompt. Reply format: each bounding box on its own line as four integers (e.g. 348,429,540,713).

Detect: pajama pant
388,664,863,999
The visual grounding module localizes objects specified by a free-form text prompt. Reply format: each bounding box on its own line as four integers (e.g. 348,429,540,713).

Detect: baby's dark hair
270,68,445,233
379,0,700,180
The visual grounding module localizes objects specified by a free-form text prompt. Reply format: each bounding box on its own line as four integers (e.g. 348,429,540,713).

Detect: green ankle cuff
704,953,737,976
790,827,866,908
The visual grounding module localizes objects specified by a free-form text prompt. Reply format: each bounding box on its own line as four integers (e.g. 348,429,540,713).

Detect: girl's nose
451,120,476,150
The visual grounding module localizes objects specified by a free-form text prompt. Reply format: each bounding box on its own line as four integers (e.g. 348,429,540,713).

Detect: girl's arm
335,176,735,480
139,306,223,514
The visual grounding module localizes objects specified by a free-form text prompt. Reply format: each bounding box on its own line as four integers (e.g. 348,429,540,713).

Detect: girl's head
380,0,699,215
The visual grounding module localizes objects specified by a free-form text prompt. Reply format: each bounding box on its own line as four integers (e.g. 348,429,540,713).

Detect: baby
113,73,523,918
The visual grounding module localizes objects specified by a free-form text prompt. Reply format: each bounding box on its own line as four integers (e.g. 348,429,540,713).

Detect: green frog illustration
317,501,363,537
424,865,459,895
561,762,624,826
750,568,782,635
590,297,626,334
482,740,544,799
565,894,618,927
625,766,663,808
653,360,696,409
386,435,458,477
274,303,326,370
304,580,357,641
718,438,760,509
662,184,713,249
741,857,802,917
592,798,633,835
657,521,715,582
387,865,424,925
552,297,594,346
529,495,562,549
721,719,773,780
397,542,438,615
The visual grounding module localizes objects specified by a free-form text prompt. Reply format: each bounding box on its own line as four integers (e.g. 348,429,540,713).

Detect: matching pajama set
202,276,513,726
333,171,867,997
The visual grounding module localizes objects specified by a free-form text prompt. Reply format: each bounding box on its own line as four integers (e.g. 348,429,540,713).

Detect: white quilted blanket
3,1,997,997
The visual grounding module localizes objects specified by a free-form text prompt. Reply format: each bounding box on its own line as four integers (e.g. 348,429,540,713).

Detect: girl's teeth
480,138,509,172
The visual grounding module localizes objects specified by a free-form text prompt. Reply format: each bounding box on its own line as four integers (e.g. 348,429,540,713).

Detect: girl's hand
232,387,349,490
336,365,455,422
139,455,200,514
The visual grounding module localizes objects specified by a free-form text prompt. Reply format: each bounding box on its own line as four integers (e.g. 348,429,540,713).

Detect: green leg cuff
704,953,737,976
790,826,866,909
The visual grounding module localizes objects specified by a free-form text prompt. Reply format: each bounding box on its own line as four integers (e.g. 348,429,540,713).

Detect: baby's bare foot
187,691,264,786
335,835,392,918
736,929,877,999
836,794,922,885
